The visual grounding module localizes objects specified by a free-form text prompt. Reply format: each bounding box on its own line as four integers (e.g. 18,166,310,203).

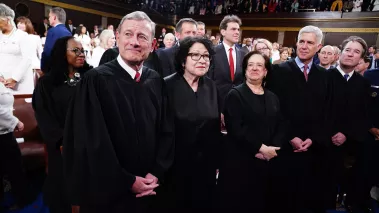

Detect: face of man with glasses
66,39,86,68
184,42,211,77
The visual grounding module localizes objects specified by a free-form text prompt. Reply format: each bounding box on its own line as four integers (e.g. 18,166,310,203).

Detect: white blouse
90,46,105,68
28,34,43,70
0,83,18,135
0,29,34,94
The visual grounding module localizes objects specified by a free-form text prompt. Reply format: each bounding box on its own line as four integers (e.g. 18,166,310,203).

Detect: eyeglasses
67,48,87,56
256,47,270,51
187,53,210,62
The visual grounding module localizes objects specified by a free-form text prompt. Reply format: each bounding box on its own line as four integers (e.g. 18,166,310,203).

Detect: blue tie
344,74,349,81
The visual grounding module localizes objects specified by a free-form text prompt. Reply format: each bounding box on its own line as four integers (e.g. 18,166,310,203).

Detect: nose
129,35,140,46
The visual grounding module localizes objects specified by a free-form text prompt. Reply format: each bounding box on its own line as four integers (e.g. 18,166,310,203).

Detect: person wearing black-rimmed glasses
161,36,222,213
32,36,92,213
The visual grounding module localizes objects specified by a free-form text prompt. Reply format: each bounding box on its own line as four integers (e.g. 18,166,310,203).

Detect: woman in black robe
32,36,91,213
217,51,287,213
162,37,221,212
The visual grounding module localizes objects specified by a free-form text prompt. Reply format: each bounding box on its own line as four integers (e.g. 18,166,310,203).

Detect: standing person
33,36,92,213
318,45,335,69
217,51,287,213
0,3,34,94
63,11,174,213
90,29,115,68
16,16,44,83
65,19,75,35
355,56,370,76
162,37,221,212
196,21,206,37
158,18,197,77
208,15,244,125
323,36,371,213
265,25,328,213
41,7,72,72
273,47,289,64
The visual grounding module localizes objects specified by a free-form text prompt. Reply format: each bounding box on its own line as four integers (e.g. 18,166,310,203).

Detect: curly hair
47,36,91,85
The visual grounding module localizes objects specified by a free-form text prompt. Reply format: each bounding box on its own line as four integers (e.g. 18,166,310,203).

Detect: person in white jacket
90,29,115,67
0,4,34,94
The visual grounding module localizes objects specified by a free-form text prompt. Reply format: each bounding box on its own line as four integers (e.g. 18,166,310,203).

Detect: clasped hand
4,78,17,89
255,144,280,161
131,173,159,198
291,137,312,152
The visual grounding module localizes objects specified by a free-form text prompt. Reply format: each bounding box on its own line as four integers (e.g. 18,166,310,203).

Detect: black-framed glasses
188,53,210,62
67,48,87,56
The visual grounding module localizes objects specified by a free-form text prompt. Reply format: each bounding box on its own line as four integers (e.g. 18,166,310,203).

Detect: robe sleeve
63,73,136,205
32,79,63,148
151,79,175,181
271,94,289,147
224,89,263,155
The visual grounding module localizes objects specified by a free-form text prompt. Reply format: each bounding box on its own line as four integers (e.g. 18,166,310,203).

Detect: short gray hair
176,18,197,33
50,7,66,24
0,3,15,25
298,25,323,45
99,29,115,49
117,11,156,39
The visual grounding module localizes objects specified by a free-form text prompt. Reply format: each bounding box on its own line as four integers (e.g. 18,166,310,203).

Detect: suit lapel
235,48,243,82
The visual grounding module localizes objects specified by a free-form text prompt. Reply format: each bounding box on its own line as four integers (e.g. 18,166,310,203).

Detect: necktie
344,74,349,81
229,48,235,81
134,71,141,82
303,64,309,81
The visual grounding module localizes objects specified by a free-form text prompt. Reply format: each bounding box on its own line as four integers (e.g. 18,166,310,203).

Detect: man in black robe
323,36,371,213
265,25,328,213
63,11,174,213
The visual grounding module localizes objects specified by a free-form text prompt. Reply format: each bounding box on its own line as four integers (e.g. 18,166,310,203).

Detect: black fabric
217,83,287,213
32,73,80,212
157,44,179,78
265,59,329,213
208,44,244,111
318,68,372,211
98,47,119,66
160,73,221,212
144,50,163,77
0,133,31,208
62,60,174,212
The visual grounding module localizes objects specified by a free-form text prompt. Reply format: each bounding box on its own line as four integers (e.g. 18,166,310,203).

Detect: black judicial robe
62,60,174,212
98,47,119,66
32,73,83,212
316,68,371,210
217,83,287,213
162,73,221,211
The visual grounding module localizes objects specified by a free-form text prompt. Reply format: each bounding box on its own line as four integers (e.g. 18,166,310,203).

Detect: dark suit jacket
158,44,179,78
38,22,51,37
65,24,76,35
241,46,252,55
364,69,379,128
41,24,72,71
265,59,328,148
208,44,244,111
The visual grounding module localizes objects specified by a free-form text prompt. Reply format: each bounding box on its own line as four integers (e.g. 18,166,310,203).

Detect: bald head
163,33,175,49
318,45,335,68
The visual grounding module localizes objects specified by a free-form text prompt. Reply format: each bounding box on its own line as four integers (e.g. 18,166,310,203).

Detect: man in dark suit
65,19,76,35
241,38,253,55
208,15,245,122
265,25,328,213
41,7,72,72
38,17,51,37
157,18,197,77
323,36,371,213
157,27,166,48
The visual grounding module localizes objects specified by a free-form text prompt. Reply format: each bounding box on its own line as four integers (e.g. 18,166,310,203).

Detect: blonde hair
99,30,114,49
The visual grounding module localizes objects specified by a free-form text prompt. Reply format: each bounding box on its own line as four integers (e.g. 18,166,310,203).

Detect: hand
135,173,159,198
14,121,24,132
259,144,280,161
369,128,379,139
5,78,17,89
331,132,346,146
255,153,266,160
131,176,159,198
295,138,312,152
290,137,303,150
220,113,225,128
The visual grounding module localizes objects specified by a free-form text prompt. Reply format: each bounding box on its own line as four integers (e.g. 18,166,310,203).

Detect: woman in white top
89,30,115,68
0,4,34,94
16,16,43,83
373,0,379,11
74,26,91,52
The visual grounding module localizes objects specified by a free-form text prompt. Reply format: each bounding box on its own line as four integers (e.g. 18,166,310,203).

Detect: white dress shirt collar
117,55,143,79
295,56,313,74
336,65,354,81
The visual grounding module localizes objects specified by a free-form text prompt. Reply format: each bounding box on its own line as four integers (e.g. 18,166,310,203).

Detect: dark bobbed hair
47,36,91,85
242,51,272,82
174,36,215,75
